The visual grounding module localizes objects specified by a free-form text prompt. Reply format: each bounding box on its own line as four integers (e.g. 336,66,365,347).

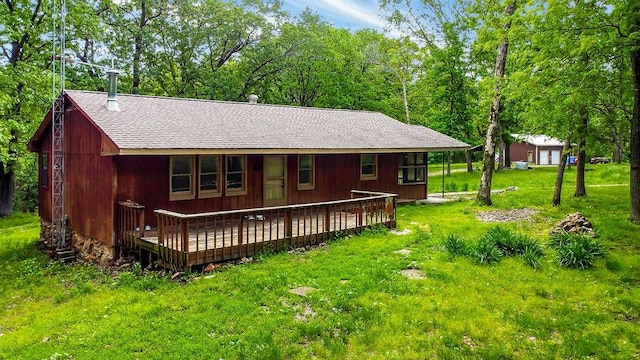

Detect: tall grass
0,164,638,359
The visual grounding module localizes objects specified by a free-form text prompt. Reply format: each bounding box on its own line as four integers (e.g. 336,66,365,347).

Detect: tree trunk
466,150,474,172
401,78,410,124
552,138,572,206
477,1,517,205
0,163,15,217
575,107,588,197
630,46,640,223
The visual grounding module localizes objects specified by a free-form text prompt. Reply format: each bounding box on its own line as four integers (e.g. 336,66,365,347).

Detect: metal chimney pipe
106,69,120,111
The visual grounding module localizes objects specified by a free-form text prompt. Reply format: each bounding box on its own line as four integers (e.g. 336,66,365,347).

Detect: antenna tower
51,0,67,249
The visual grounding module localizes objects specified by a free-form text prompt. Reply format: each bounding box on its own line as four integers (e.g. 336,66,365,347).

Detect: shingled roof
35,90,470,155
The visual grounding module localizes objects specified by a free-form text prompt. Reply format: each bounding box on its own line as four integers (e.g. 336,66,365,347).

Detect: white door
551,150,561,165
539,150,549,165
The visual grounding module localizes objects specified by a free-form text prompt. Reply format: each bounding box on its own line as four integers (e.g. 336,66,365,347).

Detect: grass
1,164,639,359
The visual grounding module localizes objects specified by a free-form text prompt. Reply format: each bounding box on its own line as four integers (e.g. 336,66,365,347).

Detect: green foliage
443,234,467,257
555,233,605,270
472,235,503,265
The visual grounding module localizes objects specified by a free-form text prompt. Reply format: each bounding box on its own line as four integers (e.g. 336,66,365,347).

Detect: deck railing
152,190,397,270
117,200,145,252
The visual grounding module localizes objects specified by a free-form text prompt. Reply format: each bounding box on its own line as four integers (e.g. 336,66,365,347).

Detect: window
398,152,426,185
298,155,315,190
199,155,221,198
170,156,195,200
226,155,246,194
41,153,49,187
360,154,377,180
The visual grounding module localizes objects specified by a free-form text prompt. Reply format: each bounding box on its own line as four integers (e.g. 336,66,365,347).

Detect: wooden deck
118,191,397,270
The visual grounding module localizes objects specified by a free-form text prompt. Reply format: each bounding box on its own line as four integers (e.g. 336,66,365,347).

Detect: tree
477,1,517,206
0,0,53,216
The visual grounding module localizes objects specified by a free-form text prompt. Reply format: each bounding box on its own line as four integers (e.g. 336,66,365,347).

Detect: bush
484,226,519,256
444,234,467,257
555,233,605,270
472,237,502,265
548,231,573,249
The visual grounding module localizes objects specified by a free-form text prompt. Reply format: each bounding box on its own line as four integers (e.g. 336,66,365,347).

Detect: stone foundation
40,220,114,266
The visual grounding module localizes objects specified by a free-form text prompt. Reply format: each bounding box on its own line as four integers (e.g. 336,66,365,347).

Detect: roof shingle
66,90,470,154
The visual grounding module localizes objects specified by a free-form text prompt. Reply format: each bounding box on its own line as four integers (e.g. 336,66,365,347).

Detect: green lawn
1,164,638,359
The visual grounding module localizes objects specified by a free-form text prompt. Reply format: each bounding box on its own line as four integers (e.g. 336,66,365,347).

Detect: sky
281,0,390,32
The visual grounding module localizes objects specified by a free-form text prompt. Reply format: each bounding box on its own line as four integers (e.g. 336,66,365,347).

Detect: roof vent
106,69,120,111
248,94,259,104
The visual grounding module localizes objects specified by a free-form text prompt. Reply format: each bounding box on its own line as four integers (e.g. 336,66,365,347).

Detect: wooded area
1,0,638,221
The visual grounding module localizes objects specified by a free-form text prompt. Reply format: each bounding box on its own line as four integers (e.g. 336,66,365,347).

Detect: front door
264,155,287,206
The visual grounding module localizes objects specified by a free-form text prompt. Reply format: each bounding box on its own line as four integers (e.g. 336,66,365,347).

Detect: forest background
1,0,638,220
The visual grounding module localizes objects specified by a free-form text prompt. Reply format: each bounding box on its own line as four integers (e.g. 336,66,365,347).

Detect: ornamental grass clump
443,234,467,257
462,226,544,268
554,233,605,270
472,236,503,265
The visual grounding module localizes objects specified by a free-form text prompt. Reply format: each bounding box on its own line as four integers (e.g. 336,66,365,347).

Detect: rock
400,269,426,280
550,212,596,237
290,286,315,297
393,249,411,256
203,263,216,273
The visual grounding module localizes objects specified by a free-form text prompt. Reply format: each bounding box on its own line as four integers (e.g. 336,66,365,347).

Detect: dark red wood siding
117,153,426,227
63,107,117,246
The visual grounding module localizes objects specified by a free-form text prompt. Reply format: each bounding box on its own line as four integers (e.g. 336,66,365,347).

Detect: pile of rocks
550,212,596,237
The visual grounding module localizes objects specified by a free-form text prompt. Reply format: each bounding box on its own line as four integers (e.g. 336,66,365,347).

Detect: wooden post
181,219,189,269
323,205,330,232
238,215,244,245
284,208,292,240
137,207,145,238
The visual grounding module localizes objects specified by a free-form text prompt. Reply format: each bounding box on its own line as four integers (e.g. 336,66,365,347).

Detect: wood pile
550,212,596,237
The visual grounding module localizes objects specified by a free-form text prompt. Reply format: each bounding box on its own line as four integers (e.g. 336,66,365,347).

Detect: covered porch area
117,190,397,271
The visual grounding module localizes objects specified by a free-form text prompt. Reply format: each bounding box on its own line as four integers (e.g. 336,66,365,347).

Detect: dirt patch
390,229,412,236
393,249,411,256
476,208,538,223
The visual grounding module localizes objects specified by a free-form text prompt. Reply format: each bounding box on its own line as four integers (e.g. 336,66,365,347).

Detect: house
510,134,565,165
28,87,469,268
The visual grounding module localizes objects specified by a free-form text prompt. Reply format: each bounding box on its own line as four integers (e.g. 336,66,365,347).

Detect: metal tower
51,0,67,249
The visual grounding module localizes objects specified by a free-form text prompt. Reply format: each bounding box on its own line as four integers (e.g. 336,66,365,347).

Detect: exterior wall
510,142,537,164
510,143,564,165
116,153,426,227
63,107,118,247
36,128,52,222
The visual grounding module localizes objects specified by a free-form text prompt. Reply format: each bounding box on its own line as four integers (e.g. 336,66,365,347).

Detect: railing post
138,207,145,238
285,208,293,240
323,205,330,232
238,215,244,244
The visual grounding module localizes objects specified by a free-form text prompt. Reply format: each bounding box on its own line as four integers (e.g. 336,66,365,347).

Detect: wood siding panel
63,108,116,245
38,130,52,222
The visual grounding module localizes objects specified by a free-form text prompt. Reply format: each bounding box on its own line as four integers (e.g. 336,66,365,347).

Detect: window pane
416,153,425,164
300,155,312,168
227,156,244,172
299,169,311,185
227,173,243,189
200,174,218,191
362,164,374,175
362,154,374,164
416,167,425,181
407,153,416,165
172,175,191,192
41,154,49,187
398,169,403,184
201,156,218,173
172,156,191,175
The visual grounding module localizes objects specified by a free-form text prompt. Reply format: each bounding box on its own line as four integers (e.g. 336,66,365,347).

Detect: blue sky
281,0,389,32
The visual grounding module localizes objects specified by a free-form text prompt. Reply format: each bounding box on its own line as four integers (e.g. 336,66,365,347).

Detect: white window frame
199,155,221,198
360,154,378,180
225,155,247,195
170,155,195,201
297,154,315,190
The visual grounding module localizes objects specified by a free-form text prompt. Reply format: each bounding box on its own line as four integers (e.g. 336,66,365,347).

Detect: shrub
444,234,467,257
548,231,573,249
523,246,543,269
473,237,502,265
555,234,605,270
483,226,518,256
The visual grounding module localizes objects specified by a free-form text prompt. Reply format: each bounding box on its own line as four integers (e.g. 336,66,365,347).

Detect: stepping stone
393,249,411,255
290,286,315,297
400,269,426,280
390,229,412,235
